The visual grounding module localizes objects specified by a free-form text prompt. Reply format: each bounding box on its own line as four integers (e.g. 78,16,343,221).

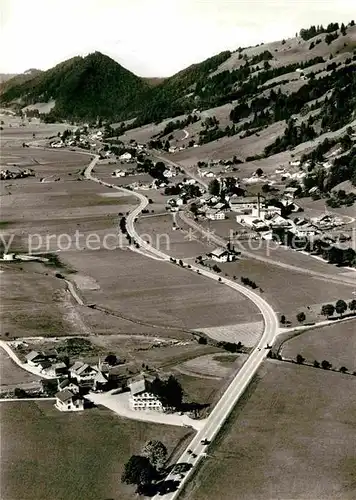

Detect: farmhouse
283,187,298,200
200,194,217,205
229,195,262,213
210,247,235,262
69,361,97,383
119,152,132,161
42,362,68,378
112,169,126,177
25,351,47,367
128,376,163,412
57,379,80,393
206,208,226,220
163,169,176,178
269,214,292,228
55,389,84,412
290,219,319,237
212,202,226,211
176,197,187,206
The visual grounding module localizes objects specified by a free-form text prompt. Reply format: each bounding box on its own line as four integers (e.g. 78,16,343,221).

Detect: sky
1,0,355,77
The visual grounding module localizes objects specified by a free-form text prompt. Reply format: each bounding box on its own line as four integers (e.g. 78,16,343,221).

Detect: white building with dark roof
210,247,235,262
25,351,47,367
69,361,97,383
55,389,84,412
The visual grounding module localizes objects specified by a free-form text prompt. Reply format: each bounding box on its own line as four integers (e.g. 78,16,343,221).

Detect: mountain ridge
0,21,355,129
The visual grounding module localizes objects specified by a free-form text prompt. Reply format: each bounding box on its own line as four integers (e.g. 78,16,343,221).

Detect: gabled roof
58,379,79,390
94,371,108,384
55,389,74,403
25,351,44,362
129,376,147,395
70,361,96,375
53,362,67,370
39,360,52,369
211,247,228,257
45,348,58,357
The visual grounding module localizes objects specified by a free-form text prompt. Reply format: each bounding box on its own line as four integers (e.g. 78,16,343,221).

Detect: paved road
84,153,280,500
0,398,56,402
0,340,53,379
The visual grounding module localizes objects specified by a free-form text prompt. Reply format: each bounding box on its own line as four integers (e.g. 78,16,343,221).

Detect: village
1,337,185,416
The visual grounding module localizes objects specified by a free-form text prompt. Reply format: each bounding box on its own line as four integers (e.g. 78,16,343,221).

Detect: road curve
84,154,280,500
0,340,53,379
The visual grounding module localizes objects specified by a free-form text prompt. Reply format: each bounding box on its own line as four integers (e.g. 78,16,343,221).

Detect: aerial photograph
0,0,355,499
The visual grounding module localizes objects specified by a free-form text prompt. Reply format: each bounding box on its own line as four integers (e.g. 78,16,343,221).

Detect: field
0,264,77,338
0,146,137,253
215,257,355,321
181,361,356,500
61,248,261,331
0,349,39,387
136,213,209,260
281,318,356,371
175,353,247,379
0,401,192,500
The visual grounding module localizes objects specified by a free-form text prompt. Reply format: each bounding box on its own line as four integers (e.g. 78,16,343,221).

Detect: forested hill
0,20,355,127
0,52,149,121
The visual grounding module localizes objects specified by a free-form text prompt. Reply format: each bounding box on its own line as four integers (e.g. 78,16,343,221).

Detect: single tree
164,375,183,409
190,203,198,216
321,360,332,370
348,299,356,314
280,314,286,325
255,168,264,177
321,304,335,318
208,178,220,196
296,354,305,364
121,455,155,486
335,299,347,317
14,388,27,398
105,354,118,366
314,360,320,368
142,440,168,469
339,366,348,373
296,312,306,323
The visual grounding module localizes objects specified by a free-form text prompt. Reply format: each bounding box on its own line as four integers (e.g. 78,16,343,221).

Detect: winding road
84,154,280,500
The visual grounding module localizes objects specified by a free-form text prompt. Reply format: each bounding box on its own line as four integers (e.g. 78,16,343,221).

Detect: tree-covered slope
0,52,149,120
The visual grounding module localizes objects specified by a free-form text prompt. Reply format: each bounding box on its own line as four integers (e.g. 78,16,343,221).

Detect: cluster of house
0,168,34,180
25,350,113,412
25,350,166,413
